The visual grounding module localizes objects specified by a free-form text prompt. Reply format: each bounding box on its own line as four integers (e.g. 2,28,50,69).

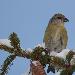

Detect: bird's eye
57,17,62,19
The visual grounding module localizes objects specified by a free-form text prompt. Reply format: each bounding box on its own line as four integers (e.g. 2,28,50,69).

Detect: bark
30,61,46,75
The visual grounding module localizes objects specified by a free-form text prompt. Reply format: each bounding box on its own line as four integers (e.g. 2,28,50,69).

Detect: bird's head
50,13,69,24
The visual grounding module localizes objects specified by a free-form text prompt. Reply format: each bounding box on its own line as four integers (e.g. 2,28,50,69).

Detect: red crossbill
43,13,69,53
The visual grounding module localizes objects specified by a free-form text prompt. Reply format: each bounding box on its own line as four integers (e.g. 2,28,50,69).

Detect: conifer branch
0,32,75,75
0,55,16,75
0,45,30,58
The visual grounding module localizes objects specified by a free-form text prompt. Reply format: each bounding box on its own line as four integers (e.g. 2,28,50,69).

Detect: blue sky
0,0,75,75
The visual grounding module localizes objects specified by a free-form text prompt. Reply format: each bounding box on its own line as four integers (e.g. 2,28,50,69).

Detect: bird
43,13,69,53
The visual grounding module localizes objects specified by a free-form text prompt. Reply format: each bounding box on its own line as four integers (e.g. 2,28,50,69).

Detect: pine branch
0,32,30,58
60,65,75,75
0,55,16,75
0,45,30,58
0,32,75,75
9,32,20,49
0,32,31,75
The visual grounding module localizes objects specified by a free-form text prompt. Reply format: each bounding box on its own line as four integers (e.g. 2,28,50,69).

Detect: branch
0,55,16,75
0,45,30,58
0,32,75,75
0,32,31,75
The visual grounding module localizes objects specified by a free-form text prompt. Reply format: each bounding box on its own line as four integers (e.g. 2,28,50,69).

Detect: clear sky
0,0,75,75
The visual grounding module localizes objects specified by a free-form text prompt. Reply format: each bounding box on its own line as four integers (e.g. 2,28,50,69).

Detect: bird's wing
60,27,68,49
43,24,61,43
